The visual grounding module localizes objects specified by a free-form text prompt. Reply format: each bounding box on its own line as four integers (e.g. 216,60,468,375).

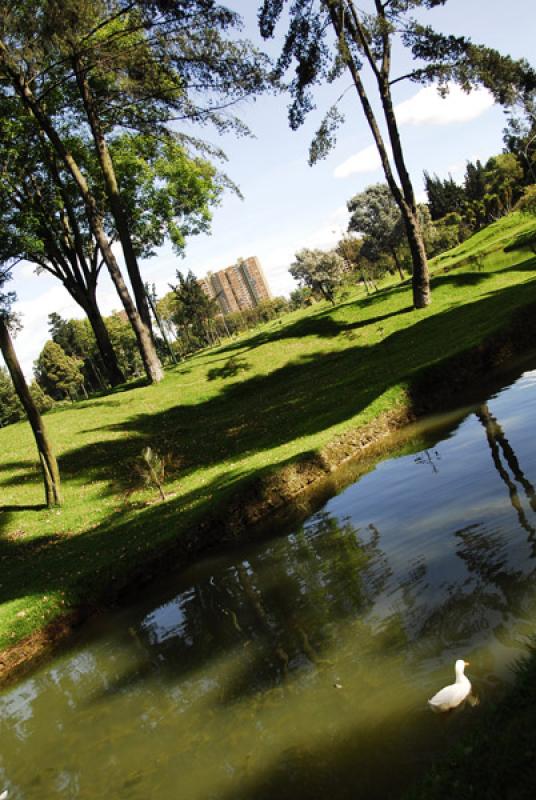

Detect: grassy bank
1,211,536,680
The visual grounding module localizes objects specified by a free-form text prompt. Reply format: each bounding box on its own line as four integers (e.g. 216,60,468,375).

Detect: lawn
1,211,536,665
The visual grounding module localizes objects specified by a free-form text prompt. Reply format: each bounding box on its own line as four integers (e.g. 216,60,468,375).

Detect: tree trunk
73,56,153,335
390,246,406,281
327,3,431,309
82,290,126,385
0,317,62,507
402,208,431,309
100,243,165,381
145,288,178,364
375,58,431,307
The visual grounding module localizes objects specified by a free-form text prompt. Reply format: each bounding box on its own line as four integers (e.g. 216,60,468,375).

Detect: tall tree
258,0,535,309
35,341,86,402
0,268,61,506
1,0,269,352
48,313,106,393
503,89,536,184
347,183,406,280
482,153,524,218
0,104,126,386
289,248,348,303
0,46,165,384
170,270,219,351
50,0,268,332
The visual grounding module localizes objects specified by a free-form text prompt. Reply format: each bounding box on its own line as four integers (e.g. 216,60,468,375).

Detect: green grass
1,211,536,657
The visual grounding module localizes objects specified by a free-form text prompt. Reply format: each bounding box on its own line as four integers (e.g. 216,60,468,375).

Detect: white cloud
395,83,494,127
304,206,350,249
334,144,383,179
334,83,494,179
19,262,38,280
10,285,82,379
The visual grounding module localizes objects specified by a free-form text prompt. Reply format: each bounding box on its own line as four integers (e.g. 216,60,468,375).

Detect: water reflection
1,371,536,799
476,404,536,540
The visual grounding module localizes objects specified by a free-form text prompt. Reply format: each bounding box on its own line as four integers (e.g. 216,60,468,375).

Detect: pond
2,367,536,799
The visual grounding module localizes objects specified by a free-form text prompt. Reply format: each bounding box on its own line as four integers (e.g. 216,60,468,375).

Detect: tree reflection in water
2,373,536,800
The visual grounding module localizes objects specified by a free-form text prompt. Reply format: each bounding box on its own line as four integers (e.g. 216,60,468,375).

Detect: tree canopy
289,248,348,303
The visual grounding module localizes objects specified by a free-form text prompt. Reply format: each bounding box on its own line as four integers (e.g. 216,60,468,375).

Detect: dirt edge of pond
2,302,536,688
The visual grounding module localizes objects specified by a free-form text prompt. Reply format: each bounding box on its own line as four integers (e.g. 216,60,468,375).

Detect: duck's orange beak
464,661,470,667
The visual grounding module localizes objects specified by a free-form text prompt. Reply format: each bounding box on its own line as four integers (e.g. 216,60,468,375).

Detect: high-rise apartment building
200,257,272,314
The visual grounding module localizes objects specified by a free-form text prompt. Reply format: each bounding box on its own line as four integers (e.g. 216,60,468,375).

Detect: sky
4,0,535,378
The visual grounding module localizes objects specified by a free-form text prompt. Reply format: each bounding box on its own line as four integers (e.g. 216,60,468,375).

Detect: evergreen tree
35,341,86,401
170,270,219,351
423,172,467,221
0,366,22,427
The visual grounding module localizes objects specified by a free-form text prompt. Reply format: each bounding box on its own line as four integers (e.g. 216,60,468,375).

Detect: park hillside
1,209,536,662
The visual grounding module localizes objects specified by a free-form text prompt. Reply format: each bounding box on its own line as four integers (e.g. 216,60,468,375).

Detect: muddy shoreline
2,303,536,688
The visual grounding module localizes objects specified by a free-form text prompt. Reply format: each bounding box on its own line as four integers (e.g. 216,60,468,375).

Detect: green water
2,369,536,799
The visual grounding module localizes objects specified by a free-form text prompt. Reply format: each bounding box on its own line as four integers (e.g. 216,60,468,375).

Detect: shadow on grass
2,279,534,509
207,356,251,381
0,504,47,513
212,298,414,358
504,228,536,252
0,459,36,477
494,254,536,275
431,271,488,288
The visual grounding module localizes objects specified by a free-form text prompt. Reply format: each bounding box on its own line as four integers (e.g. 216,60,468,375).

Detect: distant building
200,257,272,314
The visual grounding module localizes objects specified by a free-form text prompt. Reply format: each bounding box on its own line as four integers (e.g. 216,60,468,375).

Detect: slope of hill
1,211,536,681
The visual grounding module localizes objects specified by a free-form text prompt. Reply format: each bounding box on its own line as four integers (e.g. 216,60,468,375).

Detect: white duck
428,659,471,712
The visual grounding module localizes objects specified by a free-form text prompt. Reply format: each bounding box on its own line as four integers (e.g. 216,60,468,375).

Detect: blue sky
5,0,535,377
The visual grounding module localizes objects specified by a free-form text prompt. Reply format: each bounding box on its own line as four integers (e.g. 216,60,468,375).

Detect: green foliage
348,184,401,245
0,366,22,427
482,152,524,218
169,269,219,352
109,133,226,258
104,313,144,378
348,183,405,270
515,185,536,252
517,184,536,217
48,314,101,393
423,172,466,220
29,380,55,415
34,341,85,401
259,0,535,150
430,212,465,253
503,90,536,184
